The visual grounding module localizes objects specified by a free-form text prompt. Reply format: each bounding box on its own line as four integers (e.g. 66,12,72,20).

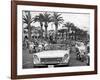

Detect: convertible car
33,50,70,68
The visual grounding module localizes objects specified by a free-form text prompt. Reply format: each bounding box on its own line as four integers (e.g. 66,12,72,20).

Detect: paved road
23,49,33,68
69,52,87,66
23,49,87,69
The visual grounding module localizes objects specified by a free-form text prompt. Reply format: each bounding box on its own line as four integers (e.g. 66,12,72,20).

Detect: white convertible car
33,50,70,67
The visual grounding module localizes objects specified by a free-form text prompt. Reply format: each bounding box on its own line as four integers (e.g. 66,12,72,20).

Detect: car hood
34,50,69,58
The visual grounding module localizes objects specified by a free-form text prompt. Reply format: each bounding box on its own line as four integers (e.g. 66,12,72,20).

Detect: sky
23,11,90,32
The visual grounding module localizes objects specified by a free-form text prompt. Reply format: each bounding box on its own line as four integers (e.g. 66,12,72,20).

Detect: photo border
11,1,97,79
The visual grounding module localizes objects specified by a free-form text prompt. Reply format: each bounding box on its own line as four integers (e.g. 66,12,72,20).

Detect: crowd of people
23,36,49,53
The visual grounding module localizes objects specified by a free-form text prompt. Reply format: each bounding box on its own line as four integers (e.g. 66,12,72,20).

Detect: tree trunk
27,11,32,53
66,30,68,39
45,25,48,39
55,25,58,41
27,11,31,42
68,28,70,40
74,31,76,41
28,24,31,42
40,22,43,38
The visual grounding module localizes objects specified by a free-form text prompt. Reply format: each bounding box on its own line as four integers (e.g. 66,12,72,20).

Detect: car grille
40,57,62,64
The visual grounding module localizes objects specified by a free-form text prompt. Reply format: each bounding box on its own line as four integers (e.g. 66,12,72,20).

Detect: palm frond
34,13,44,23
43,12,52,23
52,12,64,25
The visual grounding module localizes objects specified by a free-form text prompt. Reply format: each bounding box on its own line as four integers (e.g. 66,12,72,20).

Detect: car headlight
33,55,40,64
62,54,69,63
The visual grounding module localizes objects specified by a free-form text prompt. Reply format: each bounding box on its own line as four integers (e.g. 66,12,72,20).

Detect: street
69,52,87,66
23,49,87,69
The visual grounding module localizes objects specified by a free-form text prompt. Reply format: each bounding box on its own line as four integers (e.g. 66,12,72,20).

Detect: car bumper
33,63,69,68
33,57,70,68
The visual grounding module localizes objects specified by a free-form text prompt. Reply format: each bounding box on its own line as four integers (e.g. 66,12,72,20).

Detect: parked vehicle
33,50,70,67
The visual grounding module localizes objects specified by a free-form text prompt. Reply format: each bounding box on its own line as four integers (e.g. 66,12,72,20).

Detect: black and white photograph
22,11,90,69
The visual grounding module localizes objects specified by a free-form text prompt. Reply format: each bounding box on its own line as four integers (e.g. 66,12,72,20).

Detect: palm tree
71,25,77,40
43,12,52,39
63,22,75,40
52,12,64,40
34,13,44,38
23,11,34,42
75,27,85,40
63,22,71,39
